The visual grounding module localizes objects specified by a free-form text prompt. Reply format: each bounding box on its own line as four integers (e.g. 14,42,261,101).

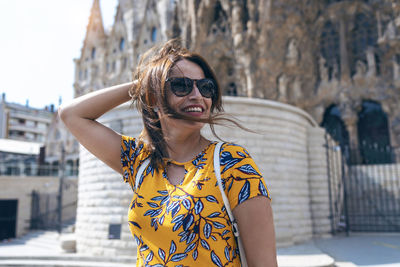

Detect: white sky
0,0,118,109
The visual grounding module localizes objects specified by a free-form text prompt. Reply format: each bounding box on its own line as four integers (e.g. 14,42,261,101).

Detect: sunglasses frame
165,77,217,99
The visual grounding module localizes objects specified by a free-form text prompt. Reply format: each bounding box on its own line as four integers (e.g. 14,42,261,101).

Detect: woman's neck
163,128,209,163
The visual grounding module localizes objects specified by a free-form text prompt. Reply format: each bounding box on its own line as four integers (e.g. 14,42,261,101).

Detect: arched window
321,105,350,153
320,21,340,80
226,82,238,96
210,1,228,35
91,47,96,59
119,37,125,51
349,13,379,76
357,100,392,164
151,27,157,42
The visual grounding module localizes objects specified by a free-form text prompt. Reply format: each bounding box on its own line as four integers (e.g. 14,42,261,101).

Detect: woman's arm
233,196,277,267
59,82,134,174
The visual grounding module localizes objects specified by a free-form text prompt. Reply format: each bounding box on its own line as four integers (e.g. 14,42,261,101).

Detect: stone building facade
71,0,399,255
75,0,400,161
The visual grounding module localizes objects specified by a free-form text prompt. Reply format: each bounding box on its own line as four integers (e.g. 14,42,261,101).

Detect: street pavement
314,233,400,267
0,230,399,266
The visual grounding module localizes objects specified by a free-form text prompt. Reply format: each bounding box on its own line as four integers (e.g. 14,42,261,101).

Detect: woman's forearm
59,82,134,122
58,82,135,173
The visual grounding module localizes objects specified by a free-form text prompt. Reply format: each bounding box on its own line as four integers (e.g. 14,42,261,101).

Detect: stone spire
82,0,106,54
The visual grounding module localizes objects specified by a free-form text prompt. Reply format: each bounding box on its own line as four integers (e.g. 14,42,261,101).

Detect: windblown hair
129,39,242,169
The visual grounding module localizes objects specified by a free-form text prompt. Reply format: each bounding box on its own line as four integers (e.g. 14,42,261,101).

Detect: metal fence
326,135,400,233
344,147,400,232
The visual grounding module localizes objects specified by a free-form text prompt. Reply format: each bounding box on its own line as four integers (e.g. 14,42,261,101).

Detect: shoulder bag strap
135,158,150,191
213,142,248,267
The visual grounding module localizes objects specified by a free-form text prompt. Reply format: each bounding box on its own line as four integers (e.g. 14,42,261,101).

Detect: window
151,27,157,42
321,105,349,154
119,37,125,51
357,100,392,164
25,133,34,140
91,47,96,59
226,82,238,96
320,21,340,80
319,11,380,80
349,13,378,76
26,121,34,127
112,61,116,72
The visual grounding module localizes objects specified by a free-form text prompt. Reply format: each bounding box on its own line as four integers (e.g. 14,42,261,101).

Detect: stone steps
0,230,136,267
0,255,136,267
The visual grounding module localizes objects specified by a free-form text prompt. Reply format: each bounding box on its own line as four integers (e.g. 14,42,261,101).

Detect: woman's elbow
58,103,74,125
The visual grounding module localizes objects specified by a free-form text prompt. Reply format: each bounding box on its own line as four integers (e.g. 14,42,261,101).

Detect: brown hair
129,39,240,168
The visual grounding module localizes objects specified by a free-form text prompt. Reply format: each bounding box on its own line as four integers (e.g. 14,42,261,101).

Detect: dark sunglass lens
197,79,216,98
170,78,193,96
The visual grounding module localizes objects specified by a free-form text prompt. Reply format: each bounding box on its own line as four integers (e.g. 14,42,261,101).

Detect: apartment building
0,94,54,143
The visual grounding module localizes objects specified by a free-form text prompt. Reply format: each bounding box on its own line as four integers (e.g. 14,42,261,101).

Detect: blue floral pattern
121,136,270,266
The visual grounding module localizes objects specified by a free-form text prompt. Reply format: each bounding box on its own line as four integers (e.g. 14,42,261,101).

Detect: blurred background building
0,93,53,143
0,95,78,240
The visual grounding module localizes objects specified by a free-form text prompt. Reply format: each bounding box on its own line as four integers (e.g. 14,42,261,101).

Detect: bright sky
0,0,118,109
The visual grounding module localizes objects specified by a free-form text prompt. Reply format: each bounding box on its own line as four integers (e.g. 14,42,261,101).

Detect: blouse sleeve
219,143,271,210
120,135,146,185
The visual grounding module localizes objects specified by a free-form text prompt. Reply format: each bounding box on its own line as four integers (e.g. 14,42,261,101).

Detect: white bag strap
213,142,248,267
135,158,150,191
213,142,238,236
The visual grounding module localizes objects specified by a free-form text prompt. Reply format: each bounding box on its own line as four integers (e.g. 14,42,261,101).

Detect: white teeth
184,107,202,112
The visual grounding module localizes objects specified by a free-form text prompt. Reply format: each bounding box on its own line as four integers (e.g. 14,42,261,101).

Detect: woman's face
160,59,212,132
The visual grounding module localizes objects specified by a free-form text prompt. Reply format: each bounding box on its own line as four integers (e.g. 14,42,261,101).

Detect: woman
60,39,277,267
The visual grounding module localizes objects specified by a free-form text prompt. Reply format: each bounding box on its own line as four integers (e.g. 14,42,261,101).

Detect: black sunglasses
165,77,217,98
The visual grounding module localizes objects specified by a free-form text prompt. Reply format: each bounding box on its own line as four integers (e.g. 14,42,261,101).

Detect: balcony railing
0,163,78,177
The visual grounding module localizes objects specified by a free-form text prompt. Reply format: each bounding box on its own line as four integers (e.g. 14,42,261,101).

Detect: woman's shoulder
121,135,148,157
217,142,257,172
220,142,251,157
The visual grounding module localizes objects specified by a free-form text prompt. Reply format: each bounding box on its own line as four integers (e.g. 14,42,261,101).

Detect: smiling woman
59,39,277,267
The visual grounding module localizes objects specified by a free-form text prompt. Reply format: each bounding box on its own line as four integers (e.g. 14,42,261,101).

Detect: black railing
326,136,400,233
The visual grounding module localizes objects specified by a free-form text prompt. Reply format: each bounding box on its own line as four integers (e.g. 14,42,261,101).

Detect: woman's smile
182,104,205,117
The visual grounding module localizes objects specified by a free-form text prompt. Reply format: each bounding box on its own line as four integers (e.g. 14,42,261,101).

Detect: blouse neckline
162,141,216,167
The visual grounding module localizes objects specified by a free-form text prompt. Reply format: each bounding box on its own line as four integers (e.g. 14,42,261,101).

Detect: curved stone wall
75,97,331,256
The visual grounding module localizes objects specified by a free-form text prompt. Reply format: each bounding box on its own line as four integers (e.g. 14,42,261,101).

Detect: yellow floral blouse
121,135,270,267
